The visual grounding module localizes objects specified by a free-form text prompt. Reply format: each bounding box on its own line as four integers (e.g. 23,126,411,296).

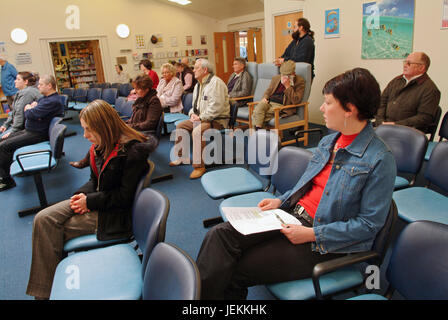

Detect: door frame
39,35,112,84
272,9,304,60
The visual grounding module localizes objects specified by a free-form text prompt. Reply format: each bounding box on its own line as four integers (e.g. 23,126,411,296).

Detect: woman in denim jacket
196,68,396,300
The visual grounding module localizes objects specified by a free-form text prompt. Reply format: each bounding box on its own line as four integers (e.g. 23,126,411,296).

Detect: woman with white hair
156,63,183,113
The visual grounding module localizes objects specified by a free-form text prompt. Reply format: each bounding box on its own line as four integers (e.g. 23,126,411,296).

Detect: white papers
222,207,302,235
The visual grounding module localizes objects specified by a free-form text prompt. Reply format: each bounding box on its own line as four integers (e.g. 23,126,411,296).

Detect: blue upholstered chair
101,88,118,107
375,124,428,190
10,122,67,217
142,243,201,300
266,200,398,300
201,129,279,227
425,110,448,161
50,188,170,300
393,141,448,225
235,63,279,128
63,160,155,254
163,93,192,134
219,146,312,221
118,82,133,97
72,88,102,111
115,97,134,121
68,88,87,109
61,88,74,102
349,221,448,300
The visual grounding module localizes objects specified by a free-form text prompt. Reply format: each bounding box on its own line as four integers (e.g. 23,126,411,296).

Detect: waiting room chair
111,83,121,89
72,88,102,111
201,129,279,227
248,62,312,147
375,124,428,190
97,82,111,89
266,200,398,300
50,188,170,300
10,123,67,217
424,109,448,161
427,105,442,141
61,88,74,102
101,88,118,107
142,243,201,300
166,92,193,133
234,63,279,128
63,160,155,253
393,141,448,225
68,88,87,109
118,83,133,97
115,98,134,121
151,116,174,185
348,221,448,300
219,146,312,221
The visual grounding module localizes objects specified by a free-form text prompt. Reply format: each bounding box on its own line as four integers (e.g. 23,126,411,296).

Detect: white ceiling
153,0,264,20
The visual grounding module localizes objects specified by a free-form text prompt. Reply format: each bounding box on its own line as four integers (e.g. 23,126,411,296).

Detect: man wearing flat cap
252,60,305,129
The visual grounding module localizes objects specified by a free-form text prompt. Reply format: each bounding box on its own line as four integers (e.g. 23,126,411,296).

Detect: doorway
274,11,303,59
49,40,105,90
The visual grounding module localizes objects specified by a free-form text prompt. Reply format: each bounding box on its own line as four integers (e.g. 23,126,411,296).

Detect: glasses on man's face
403,60,424,67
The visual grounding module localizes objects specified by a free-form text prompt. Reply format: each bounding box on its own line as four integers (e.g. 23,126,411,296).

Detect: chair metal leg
151,173,174,184
18,173,49,218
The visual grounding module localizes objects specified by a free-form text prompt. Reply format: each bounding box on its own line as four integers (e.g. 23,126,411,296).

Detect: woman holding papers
196,68,396,299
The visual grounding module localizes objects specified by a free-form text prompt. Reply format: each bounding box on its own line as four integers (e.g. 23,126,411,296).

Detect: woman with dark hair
275,17,316,78
175,62,196,93
139,59,159,89
26,100,151,299
195,68,396,299
69,75,161,169
1,72,41,139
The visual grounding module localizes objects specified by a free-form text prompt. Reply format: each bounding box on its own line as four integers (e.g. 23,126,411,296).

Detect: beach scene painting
362,0,415,59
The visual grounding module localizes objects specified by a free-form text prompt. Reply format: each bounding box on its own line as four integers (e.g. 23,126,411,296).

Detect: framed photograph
186,36,193,46
325,9,340,38
170,36,178,47
362,0,415,59
200,35,207,45
135,34,146,49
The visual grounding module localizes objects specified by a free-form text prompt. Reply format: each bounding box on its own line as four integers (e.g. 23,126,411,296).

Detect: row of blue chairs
89,82,131,90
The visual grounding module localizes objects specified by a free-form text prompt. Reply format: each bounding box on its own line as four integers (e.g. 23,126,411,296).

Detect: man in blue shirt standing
0,75,63,191
0,55,18,107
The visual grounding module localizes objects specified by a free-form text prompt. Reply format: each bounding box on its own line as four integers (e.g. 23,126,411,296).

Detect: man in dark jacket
0,75,63,191
375,52,441,133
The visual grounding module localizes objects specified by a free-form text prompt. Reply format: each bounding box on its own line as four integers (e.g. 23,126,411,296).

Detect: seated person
0,75,64,192
114,64,130,84
175,62,196,93
195,68,397,300
227,57,253,101
252,60,305,129
157,63,184,113
375,51,441,133
139,59,159,89
1,72,41,140
70,75,161,169
169,58,230,180
26,100,151,300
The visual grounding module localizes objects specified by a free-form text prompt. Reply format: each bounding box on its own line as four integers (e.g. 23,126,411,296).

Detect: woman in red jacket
139,59,159,89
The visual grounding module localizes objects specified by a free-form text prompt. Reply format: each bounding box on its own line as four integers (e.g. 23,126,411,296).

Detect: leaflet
222,207,302,235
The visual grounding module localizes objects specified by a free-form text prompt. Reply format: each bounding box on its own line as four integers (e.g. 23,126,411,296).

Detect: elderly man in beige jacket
170,59,230,179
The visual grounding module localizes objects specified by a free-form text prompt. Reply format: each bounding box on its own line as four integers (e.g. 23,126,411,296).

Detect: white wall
264,0,447,127
0,0,219,82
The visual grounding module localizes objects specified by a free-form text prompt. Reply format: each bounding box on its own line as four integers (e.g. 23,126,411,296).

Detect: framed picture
200,35,207,45
362,0,415,59
442,0,448,29
186,36,193,46
135,34,146,49
325,9,340,38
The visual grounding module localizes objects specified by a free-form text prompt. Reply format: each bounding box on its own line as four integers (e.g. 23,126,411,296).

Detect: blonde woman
26,100,152,299
156,63,183,113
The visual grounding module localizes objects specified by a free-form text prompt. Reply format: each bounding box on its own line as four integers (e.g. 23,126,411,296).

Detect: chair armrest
230,95,254,102
312,250,379,299
15,149,53,174
293,128,324,146
272,101,307,112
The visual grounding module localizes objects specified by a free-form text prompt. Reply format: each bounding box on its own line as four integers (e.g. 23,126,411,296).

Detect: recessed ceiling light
11,28,28,44
116,24,130,38
168,0,192,5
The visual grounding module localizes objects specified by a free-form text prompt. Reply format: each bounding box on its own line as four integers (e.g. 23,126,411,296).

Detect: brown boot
189,167,206,179
69,157,89,169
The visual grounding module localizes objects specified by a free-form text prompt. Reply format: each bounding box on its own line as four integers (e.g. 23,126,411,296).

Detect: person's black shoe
0,177,16,192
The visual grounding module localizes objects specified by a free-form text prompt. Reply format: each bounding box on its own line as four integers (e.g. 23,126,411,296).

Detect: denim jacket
278,122,396,254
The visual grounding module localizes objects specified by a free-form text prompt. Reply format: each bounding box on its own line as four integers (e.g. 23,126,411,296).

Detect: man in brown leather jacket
375,52,440,133
252,60,305,129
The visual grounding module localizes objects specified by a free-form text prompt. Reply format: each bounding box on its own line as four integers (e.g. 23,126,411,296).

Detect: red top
147,70,159,89
298,133,359,218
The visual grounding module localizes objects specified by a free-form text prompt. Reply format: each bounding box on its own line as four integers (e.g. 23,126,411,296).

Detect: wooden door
214,32,236,83
274,11,303,59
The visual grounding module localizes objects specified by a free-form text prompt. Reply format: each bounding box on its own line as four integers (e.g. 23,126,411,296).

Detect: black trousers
0,130,48,178
196,221,342,300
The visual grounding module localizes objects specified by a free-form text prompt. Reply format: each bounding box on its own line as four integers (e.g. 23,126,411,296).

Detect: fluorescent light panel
168,0,191,5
